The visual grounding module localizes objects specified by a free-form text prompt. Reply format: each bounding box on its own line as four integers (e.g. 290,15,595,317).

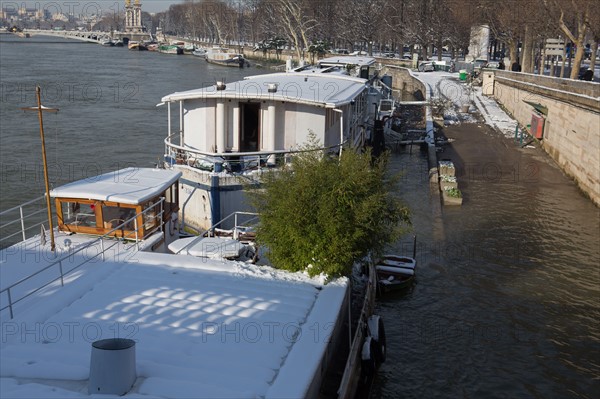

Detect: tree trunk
508,40,518,68
533,41,538,73
539,44,545,75
570,44,585,79
589,37,598,80
522,26,533,73
560,46,566,78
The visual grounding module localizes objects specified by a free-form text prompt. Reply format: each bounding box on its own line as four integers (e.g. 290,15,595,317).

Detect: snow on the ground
472,87,519,137
412,71,519,136
0,248,348,398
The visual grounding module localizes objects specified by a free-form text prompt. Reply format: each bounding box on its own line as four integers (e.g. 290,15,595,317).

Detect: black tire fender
361,336,376,379
368,315,387,364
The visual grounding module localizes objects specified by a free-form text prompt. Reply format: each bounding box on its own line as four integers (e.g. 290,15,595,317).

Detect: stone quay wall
380,65,427,101
483,70,600,206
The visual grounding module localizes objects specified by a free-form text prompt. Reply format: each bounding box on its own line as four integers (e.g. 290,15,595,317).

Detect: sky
3,1,185,14
136,0,184,13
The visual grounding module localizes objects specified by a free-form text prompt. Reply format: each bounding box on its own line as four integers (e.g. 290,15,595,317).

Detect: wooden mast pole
21,86,59,252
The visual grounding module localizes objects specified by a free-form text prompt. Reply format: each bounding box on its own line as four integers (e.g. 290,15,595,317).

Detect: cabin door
240,103,260,152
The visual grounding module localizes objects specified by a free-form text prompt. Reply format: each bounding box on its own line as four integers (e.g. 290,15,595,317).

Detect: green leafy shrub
248,138,410,279
445,187,462,198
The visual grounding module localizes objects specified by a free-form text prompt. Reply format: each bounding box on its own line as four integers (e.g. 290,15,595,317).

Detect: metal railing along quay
0,199,166,320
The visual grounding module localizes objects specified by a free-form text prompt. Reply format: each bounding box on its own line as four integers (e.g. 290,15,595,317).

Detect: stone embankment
482,70,600,206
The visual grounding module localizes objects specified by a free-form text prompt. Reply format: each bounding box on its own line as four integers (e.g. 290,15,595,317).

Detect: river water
1,35,599,398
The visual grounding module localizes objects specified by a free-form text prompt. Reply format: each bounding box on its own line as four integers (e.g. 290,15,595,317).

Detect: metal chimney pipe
89,338,136,395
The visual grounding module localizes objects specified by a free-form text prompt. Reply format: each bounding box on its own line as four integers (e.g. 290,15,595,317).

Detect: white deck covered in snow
49,168,181,205
0,249,348,398
161,72,369,108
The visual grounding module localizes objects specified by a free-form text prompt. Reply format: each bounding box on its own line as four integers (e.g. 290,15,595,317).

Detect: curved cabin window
143,201,159,231
164,184,178,215
60,201,97,227
102,205,136,231
55,182,178,240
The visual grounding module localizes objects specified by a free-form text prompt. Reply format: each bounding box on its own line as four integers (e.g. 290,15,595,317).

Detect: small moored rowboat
376,255,416,293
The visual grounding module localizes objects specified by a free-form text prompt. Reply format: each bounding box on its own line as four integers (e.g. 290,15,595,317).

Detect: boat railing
164,133,347,174
337,261,377,398
174,211,259,255
0,195,52,249
0,198,166,320
353,130,365,149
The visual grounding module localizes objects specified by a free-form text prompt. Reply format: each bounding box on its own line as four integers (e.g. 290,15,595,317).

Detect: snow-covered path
412,71,518,137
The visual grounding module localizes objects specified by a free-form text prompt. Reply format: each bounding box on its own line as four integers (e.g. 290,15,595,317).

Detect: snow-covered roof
49,167,181,205
0,251,348,398
317,55,376,67
161,72,369,108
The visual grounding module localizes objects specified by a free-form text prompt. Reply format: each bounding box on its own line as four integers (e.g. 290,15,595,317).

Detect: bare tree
542,0,593,79
587,5,600,78
478,0,527,68
201,0,237,44
271,0,317,61
337,0,387,55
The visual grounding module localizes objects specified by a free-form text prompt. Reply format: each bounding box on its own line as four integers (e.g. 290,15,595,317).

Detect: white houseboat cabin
161,56,387,231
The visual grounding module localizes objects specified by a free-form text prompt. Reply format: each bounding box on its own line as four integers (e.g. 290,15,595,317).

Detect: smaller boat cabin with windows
50,168,181,240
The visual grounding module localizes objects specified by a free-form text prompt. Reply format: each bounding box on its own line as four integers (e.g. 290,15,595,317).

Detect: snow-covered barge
0,168,381,398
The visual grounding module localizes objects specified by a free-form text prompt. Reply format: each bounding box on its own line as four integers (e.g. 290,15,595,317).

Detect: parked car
474,59,488,70
418,61,435,72
578,67,594,81
485,61,500,69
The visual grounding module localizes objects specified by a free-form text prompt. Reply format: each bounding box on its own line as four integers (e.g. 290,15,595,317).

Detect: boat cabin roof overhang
317,55,376,68
161,73,369,108
49,167,182,204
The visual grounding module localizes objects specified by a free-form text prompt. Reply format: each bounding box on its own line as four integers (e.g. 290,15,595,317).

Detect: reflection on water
372,129,599,398
0,34,269,212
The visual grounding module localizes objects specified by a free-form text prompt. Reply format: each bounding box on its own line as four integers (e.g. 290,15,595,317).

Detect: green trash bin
459,70,467,81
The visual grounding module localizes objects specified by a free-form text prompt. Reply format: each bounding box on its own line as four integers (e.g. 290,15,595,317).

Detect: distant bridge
17,29,150,43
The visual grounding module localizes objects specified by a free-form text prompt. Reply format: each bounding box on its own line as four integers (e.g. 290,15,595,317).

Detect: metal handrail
1,220,48,242
1,208,46,229
163,133,348,172
0,195,45,215
175,211,259,255
0,199,166,320
0,196,49,246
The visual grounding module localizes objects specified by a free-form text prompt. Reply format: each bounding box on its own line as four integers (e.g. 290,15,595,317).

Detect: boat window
102,205,136,230
60,201,96,227
143,201,159,231
164,184,178,215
